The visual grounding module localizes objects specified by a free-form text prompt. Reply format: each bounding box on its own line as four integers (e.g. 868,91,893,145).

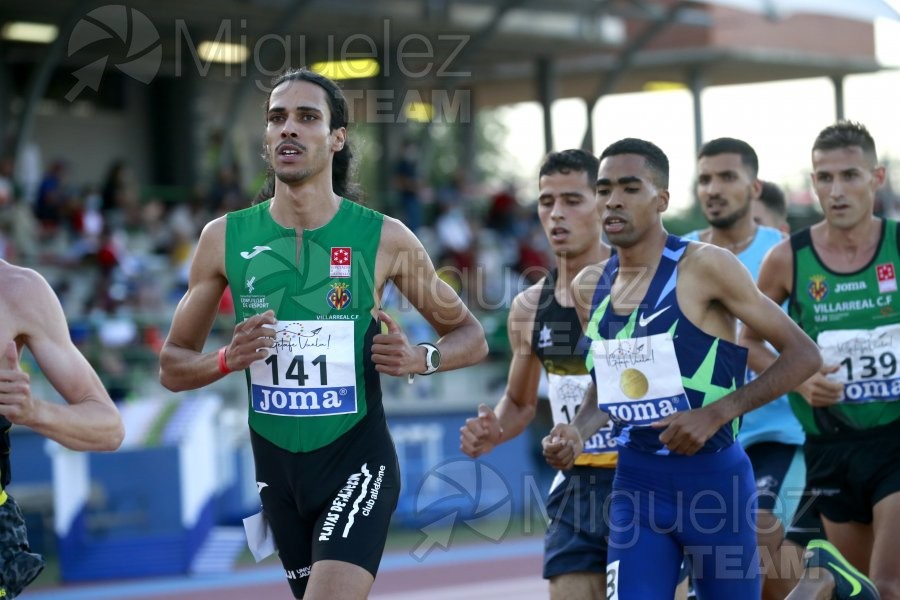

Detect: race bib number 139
250,320,358,417
818,323,900,404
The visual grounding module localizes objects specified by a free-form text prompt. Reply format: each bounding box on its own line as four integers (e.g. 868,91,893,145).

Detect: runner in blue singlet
567,138,820,599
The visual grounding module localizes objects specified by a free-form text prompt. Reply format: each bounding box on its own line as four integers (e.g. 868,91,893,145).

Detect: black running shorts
250,414,401,598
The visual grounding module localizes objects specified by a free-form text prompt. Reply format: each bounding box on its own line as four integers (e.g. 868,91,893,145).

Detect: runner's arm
7,269,123,451
492,290,544,440
739,239,840,407
542,266,609,468
568,381,608,442
738,239,792,374
160,218,276,391
704,248,821,421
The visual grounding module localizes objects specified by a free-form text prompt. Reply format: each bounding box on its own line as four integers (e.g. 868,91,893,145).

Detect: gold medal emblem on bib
619,368,649,399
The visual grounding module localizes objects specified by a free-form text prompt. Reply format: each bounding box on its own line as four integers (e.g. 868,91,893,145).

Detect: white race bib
818,323,900,404
548,373,592,427
250,320,358,417
590,333,690,426
607,560,621,600
547,373,616,455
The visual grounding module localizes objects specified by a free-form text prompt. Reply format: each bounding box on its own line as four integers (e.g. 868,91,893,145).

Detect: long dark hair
254,68,362,204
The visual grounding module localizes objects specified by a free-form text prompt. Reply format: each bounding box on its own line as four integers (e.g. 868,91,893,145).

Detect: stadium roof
0,0,890,110
1,0,895,178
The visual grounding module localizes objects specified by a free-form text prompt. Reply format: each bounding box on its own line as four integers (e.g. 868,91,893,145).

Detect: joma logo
835,281,867,293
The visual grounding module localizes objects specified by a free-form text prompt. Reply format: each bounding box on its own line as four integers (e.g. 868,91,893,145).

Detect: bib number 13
265,354,328,386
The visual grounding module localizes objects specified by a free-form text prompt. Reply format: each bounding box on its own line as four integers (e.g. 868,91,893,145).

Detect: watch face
430,350,441,369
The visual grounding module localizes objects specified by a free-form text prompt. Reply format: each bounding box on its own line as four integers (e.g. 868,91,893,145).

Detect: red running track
26,540,548,600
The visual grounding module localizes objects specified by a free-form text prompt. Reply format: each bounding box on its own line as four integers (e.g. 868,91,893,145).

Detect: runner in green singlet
159,68,488,600
742,121,896,599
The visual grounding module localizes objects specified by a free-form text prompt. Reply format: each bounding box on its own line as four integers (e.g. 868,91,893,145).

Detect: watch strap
419,342,440,375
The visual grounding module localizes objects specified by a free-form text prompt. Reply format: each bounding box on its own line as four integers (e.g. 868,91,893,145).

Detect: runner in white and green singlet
742,121,889,600
160,68,487,600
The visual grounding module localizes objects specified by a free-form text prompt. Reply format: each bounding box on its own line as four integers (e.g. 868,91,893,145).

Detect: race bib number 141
250,320,358,416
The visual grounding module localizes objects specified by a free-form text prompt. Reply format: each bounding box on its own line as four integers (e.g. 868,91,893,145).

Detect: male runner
685,137,805,598
742,121,899,599
460,149,614,599
0,260,124,597
568,137,820,598
159,68,488,600
754,181,790,234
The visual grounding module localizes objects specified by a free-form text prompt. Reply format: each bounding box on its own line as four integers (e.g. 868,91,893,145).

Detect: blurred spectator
0,220,12,262
516,218,551,284
434,169,476,298
84,224,127,315
101,160,130,213
393,139,423,231
0,157,19,203
80,186,105,239
0,157,39,260
485,181,518,236
875,158,899,219
0,149,234,413
435,169,466,209
435,203,474,269
14,141,41,205
34,159,69,232
207,164,246,214
96,225,121,277
0,161,13,249
95,311,139,402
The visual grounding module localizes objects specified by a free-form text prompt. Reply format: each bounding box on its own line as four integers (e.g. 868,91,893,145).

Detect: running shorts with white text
251,412,400,598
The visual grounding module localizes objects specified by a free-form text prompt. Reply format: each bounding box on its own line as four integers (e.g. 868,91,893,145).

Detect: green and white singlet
788,220,900,434
225,199,384,452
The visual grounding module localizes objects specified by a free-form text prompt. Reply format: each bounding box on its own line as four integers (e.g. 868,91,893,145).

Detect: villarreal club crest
808,275,828,302
327,282,352,310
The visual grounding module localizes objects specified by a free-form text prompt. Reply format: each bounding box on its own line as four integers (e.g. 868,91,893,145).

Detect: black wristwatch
419,342,441,375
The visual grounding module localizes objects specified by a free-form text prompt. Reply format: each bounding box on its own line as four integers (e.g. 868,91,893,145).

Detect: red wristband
217,346,231,375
